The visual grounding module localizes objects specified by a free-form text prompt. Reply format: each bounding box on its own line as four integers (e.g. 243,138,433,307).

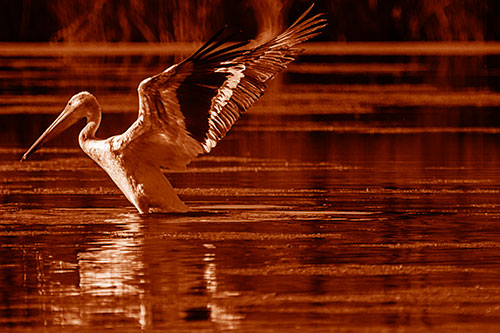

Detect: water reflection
2,202,500,330
23,212,251,330
76,215,146,327
202,244,244,330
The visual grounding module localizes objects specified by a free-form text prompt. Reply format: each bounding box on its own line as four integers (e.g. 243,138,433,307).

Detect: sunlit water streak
1,44,500,330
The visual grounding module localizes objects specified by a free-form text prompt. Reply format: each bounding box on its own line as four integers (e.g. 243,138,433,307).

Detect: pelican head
21,91,101,161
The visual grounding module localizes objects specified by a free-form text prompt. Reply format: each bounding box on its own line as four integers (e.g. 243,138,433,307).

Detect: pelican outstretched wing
115,4,326,170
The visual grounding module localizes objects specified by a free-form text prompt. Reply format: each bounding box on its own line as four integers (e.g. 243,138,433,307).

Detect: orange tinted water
1,44,500,331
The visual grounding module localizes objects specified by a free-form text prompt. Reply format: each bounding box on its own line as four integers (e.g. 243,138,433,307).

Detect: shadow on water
1,44,500,330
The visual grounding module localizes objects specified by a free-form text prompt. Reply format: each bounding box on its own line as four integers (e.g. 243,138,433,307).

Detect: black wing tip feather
185,28,250,64
288,3,316,30
283,8,327,41
185,25,229,61
185,3,325,65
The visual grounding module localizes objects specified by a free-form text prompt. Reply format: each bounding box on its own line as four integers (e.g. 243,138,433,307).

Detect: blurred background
1,0,500,148
0,0,497,42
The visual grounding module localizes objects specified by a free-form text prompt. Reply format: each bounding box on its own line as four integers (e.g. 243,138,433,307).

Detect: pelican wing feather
115,4,326,170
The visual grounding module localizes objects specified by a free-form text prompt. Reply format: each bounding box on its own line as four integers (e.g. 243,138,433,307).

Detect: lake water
1,43,500,331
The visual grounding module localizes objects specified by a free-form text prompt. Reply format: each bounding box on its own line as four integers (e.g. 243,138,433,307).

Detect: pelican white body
81,136,188,214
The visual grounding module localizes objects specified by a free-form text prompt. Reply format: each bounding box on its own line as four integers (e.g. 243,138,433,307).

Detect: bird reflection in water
38,213,244,330
76,214,148,328
201,243,245,329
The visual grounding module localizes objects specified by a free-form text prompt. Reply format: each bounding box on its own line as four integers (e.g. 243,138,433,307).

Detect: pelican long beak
21,104,81,161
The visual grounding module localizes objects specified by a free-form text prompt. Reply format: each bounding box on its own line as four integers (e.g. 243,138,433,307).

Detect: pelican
21,5,326,214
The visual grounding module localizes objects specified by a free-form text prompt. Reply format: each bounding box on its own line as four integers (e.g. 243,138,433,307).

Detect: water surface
1,43,500,331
